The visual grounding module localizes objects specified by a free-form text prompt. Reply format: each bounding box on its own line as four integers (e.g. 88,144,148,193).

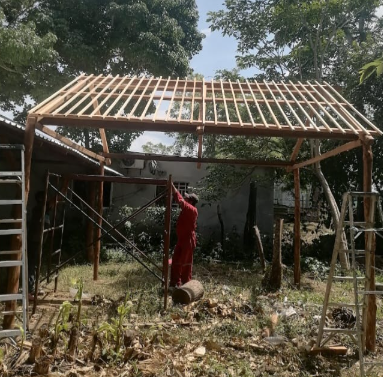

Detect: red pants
170,239,195,287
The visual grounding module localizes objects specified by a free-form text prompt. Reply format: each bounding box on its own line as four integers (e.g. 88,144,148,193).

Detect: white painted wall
108,160,274,236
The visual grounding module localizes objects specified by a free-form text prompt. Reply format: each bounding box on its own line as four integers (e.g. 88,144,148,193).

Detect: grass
4,260,383,377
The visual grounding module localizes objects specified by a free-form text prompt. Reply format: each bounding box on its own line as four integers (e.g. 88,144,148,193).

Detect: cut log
309,346,347,356
28,337,42,363
254,226,266,272
172,280,204,305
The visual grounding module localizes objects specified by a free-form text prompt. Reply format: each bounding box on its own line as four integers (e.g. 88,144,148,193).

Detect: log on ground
172,280,204,305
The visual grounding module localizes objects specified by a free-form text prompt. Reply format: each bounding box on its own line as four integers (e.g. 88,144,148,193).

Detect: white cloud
130,131,174,152
376,6,383,17
201,27,212,37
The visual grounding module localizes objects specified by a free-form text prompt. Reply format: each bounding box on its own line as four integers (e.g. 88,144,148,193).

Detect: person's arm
172,184,185,207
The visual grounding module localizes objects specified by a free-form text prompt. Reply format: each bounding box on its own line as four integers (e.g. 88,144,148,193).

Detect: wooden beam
290,139,304,162
291,140,362,170
103,152,292,168
93,164,104,281
86,182,96,263
37,115,367,140
163,175,172,310
363,136,376,352
35,123,106,163
293,168,301,287
68,175,168,185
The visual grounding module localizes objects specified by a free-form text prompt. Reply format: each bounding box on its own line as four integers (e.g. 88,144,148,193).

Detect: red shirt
174,190,198,242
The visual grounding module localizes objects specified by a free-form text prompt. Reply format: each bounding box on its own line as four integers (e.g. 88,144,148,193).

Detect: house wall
108,160,274,237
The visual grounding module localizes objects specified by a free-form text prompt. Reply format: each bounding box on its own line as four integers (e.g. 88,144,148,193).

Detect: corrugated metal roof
0,114,122,176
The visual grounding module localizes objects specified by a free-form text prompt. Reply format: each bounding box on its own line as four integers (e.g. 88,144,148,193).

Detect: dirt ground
1,261,383,377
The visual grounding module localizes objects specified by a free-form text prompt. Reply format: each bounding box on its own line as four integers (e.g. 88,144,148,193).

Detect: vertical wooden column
47,175,59,283
363,137,376,352
24,117,36,202
32,172,50,314
293,168,301,287
93,164,104,281
86,182,96,263
163,175,172,310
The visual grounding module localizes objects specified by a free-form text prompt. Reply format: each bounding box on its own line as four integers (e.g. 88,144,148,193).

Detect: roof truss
28,75,381,140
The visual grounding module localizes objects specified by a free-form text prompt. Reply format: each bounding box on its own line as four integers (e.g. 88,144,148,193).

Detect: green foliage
98,296,133,358
1,0,203,124
142,141,175,155
360,57,383,83
52,300,73,354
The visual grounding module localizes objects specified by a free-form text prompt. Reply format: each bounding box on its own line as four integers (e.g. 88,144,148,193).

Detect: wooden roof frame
26,74,382,171
20,75,381,345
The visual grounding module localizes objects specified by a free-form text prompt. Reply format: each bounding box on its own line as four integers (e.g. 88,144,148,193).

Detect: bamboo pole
86,182,96,263
293,168,301,287
93,164,104,281
163,175,172,310
363,137,376,352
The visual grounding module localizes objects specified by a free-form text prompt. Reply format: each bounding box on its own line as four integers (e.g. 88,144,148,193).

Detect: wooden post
86,182,96,263
363,137,376,352
54,178,69,292
93,164,104,280
46,175,60,284
293,168,301,287
32,172,50,315
24,117,36,201
163,175,172,310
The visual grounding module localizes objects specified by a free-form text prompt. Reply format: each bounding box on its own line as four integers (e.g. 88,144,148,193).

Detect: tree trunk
253,226,266,272
172,280,204,305
312,140,349,269
243,181,257,259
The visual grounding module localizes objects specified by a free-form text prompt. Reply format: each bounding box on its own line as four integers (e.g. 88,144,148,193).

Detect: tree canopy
0,0,203,151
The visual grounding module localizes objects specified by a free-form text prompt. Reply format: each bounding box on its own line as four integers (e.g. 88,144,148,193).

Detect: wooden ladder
316,192,383,376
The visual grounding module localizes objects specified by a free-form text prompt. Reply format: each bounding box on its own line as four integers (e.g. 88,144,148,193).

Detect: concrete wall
108,160,274,236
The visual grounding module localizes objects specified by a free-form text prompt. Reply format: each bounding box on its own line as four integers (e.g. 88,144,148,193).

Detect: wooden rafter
28,75,381,141
35,124,105,163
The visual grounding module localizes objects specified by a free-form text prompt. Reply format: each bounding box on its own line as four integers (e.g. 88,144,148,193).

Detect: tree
0,1,57,115
1,0,204,151
142,142,175,155
208,0,382,232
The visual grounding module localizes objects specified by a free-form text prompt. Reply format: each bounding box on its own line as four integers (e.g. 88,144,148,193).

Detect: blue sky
132,0,257,151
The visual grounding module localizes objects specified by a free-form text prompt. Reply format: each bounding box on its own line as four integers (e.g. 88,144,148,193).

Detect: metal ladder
0,145,27,339
316,192,383,377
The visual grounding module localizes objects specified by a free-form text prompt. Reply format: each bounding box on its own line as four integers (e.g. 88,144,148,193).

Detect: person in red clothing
170,184,199,287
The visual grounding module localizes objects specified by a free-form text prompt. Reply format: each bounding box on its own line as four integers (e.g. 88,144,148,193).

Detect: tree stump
262,218,283,291
172,280,204,305
67,326,79,361
28,337,42,363
34,355,52,375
